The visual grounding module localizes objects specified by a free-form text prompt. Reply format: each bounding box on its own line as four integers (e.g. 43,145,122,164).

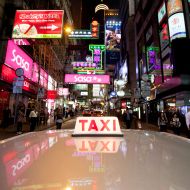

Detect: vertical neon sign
89,45,106,69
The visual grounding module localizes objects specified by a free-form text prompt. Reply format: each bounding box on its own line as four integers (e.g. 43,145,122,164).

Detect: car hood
0,130,190,189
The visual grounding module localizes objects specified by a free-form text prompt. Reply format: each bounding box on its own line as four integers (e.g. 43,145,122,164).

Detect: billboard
64,74,110,84
5,40,33,79
168,12,186,41
105,11,121,66
12,10,64,39
167,0,183,17
105,20,121,51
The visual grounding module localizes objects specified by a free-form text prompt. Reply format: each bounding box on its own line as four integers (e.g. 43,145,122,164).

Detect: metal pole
14,93,19,127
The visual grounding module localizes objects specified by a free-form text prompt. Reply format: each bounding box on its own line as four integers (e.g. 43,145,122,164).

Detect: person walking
122,107,132,129
56,109,63,129
158,112,168,132
1,106,11,128
185,109,190,138
16,108,25,134
29,107,37,132
170,113,181,135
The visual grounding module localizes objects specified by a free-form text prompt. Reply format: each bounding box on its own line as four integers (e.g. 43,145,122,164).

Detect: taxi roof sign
72,117,123,137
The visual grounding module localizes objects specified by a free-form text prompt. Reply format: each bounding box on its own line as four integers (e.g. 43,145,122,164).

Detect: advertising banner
12,10,64,39
64,74,110,84
167,0,183,17
105,15,121,66
168,12,186,41
5,40,33,79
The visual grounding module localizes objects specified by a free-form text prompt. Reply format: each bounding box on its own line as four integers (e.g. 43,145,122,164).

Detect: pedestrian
122,107,132,129
158,112,168,132
44,107,49,125
29,107,37,132
1,106,11,128
16,108,25,134
170,113,181,135
185,109,190,138
56,109,63,129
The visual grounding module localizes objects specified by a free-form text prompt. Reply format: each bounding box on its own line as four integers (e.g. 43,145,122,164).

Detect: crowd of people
0,105,78,134
117,107,190,138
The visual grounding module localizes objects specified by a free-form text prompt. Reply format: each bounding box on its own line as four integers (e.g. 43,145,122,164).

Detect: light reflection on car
0,130,190,189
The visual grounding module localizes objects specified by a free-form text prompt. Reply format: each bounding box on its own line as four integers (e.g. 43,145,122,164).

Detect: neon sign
89,45,106,69
68,21,99,39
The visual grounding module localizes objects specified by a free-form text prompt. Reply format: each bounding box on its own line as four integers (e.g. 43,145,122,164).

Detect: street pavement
0,116,75,141
0,116,189,141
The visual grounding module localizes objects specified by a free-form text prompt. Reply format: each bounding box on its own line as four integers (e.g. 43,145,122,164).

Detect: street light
65,26,73,34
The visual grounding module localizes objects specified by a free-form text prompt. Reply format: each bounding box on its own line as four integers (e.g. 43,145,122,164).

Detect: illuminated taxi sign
72,117,123,137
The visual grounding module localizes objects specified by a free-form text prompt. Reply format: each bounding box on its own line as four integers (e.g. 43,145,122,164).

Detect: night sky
81,0,120,28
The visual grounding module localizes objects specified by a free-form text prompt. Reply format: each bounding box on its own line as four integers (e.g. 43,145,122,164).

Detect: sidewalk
0,116,74,140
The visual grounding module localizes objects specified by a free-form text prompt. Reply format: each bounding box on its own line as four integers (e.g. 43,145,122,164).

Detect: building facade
120,0,190,124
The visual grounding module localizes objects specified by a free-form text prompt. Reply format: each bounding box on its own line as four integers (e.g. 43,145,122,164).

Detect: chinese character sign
12,10,64,39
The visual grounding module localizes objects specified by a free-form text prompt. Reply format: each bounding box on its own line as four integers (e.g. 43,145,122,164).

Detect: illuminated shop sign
12,10,64,39
31,62,39,83
89,44,106,69
167,0,183,17
93,84,105,97
47,90,57,99
48,75,57,90
159,23,169,51
68,21,99,39
72,61,97,70
1,64,38,94
57,88,69,96
64,74,110,84
13,39,30,45
168,12,186,41
80,91,88,96
77,70,105,74
146,46,160,72
158,2,166,24
5,40,33,79
73,84,88,90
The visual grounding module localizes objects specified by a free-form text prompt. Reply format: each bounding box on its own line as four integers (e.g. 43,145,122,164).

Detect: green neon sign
89,44,106,69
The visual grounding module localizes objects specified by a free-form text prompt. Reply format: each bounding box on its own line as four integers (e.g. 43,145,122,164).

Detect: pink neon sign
5,40,33,79
31,62,39,83
64,74,110,84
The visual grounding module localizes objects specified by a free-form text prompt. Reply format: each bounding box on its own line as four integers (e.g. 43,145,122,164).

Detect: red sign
12,10,64,39
47,90,57,99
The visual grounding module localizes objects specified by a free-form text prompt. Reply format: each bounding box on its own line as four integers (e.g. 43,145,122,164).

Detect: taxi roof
0,130,190,189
